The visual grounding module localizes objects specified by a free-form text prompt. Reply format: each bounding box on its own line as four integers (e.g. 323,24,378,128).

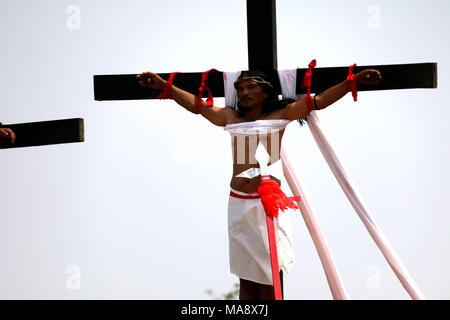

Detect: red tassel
347,63,358,102
257,176,301,218
157,72,180,100
302,59,317,112
196,68,219,114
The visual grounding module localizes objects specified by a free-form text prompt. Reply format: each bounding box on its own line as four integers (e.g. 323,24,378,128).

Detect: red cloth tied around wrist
301,59,317,112
157,72,180,100
195,69,218,114
257,175,301,218
347,63,358,101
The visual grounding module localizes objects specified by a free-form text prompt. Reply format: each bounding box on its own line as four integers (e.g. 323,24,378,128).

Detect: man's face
237,80,268,109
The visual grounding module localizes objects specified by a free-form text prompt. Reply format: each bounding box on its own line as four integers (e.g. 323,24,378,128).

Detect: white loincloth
228,187,295,285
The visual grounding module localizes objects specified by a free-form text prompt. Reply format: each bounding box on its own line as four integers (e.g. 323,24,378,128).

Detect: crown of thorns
234,76,274,89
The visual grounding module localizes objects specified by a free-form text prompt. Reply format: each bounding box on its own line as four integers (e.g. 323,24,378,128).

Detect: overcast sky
0,0,449,299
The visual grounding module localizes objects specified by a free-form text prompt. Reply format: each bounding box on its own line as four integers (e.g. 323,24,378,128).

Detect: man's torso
227,108,288,193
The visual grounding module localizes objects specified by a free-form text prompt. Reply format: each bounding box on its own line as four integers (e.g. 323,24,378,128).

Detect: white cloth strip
224,119,290,181
306,111,425,300
224,119,291,134
281,146,349,299
277,69,297,99
223,71,241,109
235,158,283,181
278,68,348,299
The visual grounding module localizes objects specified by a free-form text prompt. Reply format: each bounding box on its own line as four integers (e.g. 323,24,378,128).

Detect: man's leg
239,278,259,300
257,283,275,300
258,271,283,300
239,271,284,300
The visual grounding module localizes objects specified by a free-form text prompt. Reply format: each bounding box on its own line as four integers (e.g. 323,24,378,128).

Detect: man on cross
137,68,381,300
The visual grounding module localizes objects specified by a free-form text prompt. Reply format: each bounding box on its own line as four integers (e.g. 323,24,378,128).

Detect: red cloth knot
257,175,301,218
347,63,358,102
302,59,317,112
157,72,180,100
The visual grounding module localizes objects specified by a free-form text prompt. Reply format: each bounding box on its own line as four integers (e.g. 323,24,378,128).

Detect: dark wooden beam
303,62,438,94
94,71,224,101
0,118,84,149
93,62,437,101
246,0,278,73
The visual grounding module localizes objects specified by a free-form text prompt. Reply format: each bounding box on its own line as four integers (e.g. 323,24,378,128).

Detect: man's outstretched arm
282,69,382,120
137,72,235,127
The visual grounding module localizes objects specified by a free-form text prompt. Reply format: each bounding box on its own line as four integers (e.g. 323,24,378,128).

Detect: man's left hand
355,69,382,86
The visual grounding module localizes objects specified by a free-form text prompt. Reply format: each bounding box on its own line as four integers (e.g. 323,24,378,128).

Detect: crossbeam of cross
0,118,84,149
93,62,437,101
93,0,437,101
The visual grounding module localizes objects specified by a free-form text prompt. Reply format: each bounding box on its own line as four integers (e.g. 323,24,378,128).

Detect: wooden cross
91,0,437,299
0,118,84,149
93,0,437,102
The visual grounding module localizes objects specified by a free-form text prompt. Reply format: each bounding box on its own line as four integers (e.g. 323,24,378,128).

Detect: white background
0,0,449,299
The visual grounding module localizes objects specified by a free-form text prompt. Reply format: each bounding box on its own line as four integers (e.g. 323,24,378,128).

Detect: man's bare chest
230,129,285,166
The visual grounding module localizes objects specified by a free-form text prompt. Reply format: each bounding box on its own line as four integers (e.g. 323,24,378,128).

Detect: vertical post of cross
246,0,283,300
246,0,278,73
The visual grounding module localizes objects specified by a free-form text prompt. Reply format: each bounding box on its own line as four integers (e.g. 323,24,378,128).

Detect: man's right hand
136,72,167,91
0,122,16,147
